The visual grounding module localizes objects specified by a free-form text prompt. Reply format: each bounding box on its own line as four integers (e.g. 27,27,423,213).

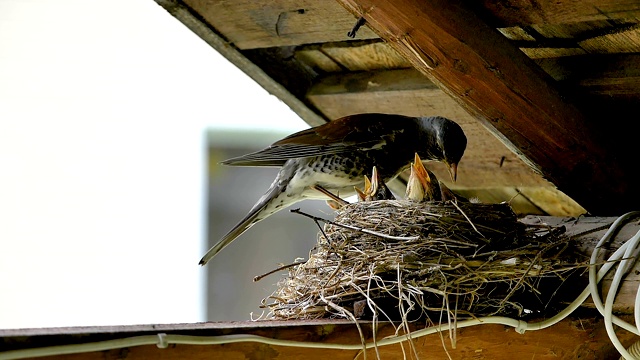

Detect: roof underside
155,0,640,217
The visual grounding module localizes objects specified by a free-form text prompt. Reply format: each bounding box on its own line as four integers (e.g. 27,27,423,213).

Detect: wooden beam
152,0,326,127
333,0,632,215
0,316,636,359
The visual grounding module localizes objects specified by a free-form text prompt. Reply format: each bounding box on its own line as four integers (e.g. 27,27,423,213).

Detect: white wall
0,0,307,328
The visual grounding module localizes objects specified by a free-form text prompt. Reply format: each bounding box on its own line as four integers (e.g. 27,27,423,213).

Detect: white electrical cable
605,230,640,360
3,212,640,360
614,242,640,358
627,340,640,359
590,212,640,336
588,236,640,334
636,281,640,334
0,319,523,360
588,211,640,360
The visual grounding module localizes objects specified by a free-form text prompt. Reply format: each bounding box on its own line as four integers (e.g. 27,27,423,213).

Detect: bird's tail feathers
198,185,286,266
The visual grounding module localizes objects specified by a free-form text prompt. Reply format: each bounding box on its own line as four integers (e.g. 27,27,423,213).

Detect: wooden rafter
334,0,633,215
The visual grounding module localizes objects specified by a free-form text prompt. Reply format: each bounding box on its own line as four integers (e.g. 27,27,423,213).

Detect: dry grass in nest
261,200,584,324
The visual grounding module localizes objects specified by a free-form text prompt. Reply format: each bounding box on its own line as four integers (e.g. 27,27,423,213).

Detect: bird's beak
412,154,431,190
447,162,458,182
406,153,432,201
370,167,380,194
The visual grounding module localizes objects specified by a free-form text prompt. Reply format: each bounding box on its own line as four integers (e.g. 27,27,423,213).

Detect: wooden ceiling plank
450,186,585,216
320,42,411,71
477,0,640,27
182,0,378,49
579,25,640,53
517,186,586,216
334,0,632,215
531,19,635,40
295,49,343,73
497,26,536,41
536,53,640,94
520,47,587,59
307,68,437,94
296,41,419,74
153,0,326,126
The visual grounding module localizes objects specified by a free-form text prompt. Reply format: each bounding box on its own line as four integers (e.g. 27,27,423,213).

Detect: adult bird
200,113,467,265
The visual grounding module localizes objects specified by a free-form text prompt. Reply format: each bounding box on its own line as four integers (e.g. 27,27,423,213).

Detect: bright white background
0,0,307,328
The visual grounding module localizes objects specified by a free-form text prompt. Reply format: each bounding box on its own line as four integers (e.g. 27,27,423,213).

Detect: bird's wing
222,114,411,166
220,158,289,167
221,142,361,166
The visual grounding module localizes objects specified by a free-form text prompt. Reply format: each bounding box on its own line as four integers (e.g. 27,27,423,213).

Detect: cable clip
515,321,528,334
157,333,169,349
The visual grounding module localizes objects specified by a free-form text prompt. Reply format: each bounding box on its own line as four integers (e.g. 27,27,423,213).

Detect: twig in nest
451,200,484,238
254,261,304,282
497,233,571,308
320,254,343,290
320,291,368,360
311,184,350,208
291,207,332,242
290,208,420,241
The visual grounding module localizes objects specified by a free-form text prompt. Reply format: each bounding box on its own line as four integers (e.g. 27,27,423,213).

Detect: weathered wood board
477,0,640,27
1,319,637,360
182,0,378,49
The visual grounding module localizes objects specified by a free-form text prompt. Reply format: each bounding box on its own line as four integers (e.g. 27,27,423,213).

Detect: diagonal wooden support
334,0,631,215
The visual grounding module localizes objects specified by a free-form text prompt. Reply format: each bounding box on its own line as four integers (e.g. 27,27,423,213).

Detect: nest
262,200,586,323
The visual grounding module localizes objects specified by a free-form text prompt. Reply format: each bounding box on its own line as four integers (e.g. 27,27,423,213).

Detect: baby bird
355,166,396,202
405,153,440,202
405,153,470,203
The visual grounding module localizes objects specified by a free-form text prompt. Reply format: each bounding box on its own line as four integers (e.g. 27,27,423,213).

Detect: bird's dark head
418,116,467,182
